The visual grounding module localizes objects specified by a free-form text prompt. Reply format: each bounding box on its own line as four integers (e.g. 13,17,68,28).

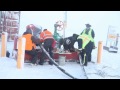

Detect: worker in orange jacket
23,26,41,65
39,29,55,65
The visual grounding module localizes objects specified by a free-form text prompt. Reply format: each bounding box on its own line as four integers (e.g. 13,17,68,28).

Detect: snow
0,41,120,79
0,11,120,79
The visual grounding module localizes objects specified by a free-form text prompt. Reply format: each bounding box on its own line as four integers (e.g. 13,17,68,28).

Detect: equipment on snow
39,44,78,79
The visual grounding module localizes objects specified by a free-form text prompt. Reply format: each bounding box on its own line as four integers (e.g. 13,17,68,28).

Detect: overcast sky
19,11,120,47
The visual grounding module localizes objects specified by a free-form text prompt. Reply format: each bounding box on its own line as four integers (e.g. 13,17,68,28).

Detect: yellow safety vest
77,29,95,49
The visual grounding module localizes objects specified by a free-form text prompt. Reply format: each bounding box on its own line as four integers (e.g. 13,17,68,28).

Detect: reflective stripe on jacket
82,29,94,42
78,34,91,49
77,29,94,49
40,30,53,42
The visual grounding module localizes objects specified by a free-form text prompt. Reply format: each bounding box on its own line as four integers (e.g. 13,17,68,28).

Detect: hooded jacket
23,29,41,50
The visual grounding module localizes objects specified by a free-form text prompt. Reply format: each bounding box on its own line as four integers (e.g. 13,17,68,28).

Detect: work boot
39,62,44,65
39,61,44,65
88,60,91,62
48,61,53,65
88,60,95,63
83,64,87,66
39,59,44,65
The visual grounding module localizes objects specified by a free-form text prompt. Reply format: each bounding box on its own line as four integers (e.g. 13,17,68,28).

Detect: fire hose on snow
39,44,78,79
24,24,78,79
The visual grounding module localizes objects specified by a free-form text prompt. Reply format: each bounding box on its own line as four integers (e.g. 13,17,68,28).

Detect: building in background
0,11,20,41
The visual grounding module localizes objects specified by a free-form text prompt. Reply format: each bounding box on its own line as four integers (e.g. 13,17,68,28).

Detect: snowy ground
0,41,120,79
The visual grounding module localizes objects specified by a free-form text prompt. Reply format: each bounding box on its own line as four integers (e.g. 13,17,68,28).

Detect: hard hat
26,24,43,38
26,24,35,30
85,23,91,27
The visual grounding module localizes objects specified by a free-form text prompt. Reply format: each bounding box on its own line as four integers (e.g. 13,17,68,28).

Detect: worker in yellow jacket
77,23,95,66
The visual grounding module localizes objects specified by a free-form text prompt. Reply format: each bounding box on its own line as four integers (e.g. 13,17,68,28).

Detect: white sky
19,11,120,47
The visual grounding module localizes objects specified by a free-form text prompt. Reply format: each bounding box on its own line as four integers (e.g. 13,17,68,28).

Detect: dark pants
63,43,75,52
63,39,75,52
63,43,70,51
78,39,82,49
25,49,38,64
116,41,118,46
40,39,54,65
78,39,93,66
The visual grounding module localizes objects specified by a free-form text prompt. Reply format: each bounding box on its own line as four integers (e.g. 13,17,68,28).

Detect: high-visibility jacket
40,30,53,42
77,29,94,49
23,34,36,50
82,29,94,42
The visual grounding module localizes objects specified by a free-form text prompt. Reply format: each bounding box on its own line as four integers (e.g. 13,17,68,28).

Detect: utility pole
63,11,67,38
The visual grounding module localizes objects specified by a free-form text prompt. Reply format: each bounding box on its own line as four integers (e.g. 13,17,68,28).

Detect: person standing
77,23,95,66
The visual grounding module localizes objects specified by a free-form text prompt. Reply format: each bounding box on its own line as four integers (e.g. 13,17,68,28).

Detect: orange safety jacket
23,34,36,50
40,30,53,42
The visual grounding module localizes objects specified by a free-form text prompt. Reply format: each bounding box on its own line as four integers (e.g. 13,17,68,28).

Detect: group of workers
22,23,95,66
23,25,55,65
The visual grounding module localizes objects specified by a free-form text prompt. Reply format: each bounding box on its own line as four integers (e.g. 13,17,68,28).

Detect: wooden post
17,36,26,69
97,41,103,64
1,32,8,57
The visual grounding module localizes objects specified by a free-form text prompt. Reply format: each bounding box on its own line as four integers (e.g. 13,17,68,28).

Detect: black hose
40,45,78,79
